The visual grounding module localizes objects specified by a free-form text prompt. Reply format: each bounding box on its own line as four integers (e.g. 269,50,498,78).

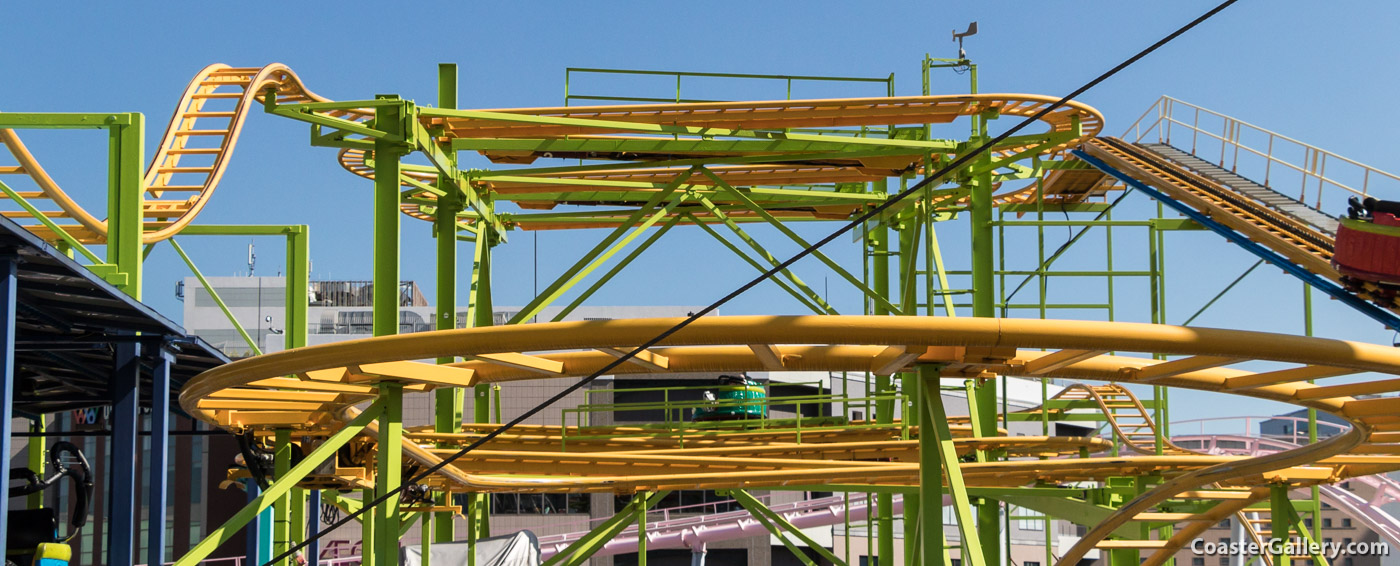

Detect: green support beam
919,364,985,566
107,112,143,298
375,384,404,566
693,193,838,314
272,429,293,566
542,491,670,566
508,173,693,324
434,62,465,545
688,213,829,314
730,489,848,566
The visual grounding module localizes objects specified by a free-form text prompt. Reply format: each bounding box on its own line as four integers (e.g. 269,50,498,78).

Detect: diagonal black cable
267,2,1239,563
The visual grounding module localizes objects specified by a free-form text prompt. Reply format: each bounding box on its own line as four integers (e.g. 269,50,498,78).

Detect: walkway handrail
1121,95,1400,210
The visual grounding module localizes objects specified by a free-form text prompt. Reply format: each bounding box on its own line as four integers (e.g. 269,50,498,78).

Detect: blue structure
0,216,227,565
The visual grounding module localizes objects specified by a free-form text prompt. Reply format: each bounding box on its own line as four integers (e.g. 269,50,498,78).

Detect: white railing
1122,96,1400,216
1170,415,1350,446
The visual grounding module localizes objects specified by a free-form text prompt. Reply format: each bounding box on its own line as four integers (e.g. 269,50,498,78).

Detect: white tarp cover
399,531,540,566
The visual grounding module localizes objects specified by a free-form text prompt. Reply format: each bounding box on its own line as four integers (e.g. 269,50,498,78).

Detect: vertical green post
637,491,648,566
375,383,404,566
370,95,407,566
272,429,293,566
904,372,925,566
967,132,1002,566
920,364,981,566
362,488,376,566
108,113,144,298
868,186,895,564
1304,283,1321,543
1271,484,1292,566
26,418,43,509
285,225,309,557
434,62,465,545
372,98,405,338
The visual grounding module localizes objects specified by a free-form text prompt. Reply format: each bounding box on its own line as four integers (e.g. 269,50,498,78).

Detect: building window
1324,518,1333,528
1025,562,1040,566
477,493,590,515
1012,506,1044,531
1191,558,1204,566
1219,557,1229,566
1218,519,1231,528
1344,559,1353,566
951,560,961,566
1342,518,1352,528
1305,517,1313,528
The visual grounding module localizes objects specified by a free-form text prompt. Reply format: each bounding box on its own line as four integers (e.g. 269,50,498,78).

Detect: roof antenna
953,21,978,60
247,242,256,277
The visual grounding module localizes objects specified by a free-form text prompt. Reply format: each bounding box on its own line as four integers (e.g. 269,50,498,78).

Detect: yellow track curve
180,315,1400,564
1,64,1106,240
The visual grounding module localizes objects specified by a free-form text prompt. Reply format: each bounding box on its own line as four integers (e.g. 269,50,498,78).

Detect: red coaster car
1335,197,1400,295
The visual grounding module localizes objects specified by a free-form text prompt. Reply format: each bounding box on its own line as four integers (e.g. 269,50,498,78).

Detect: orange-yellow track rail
179,315,1400,563
0,63,342,244
2,63,1107,239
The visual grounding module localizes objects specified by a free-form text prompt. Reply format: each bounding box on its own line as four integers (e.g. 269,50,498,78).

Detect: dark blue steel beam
307,489,320,566
1073,149,1400,331
0,255,17,557
147,344,175,566
108,336,141,566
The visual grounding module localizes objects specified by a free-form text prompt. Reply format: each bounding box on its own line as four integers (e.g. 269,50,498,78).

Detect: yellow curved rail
179,315,1400,560
0,63,341,244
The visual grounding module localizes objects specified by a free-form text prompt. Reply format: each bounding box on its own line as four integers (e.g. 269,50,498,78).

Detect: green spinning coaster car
692,374,767,422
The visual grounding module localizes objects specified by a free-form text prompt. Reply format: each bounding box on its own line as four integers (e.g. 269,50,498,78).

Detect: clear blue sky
4,1,1399,424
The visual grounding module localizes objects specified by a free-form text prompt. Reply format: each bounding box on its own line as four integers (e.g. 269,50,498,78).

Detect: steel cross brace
691,193,839,314
507,170,696,324
729,489,849,566
686,213,831,314
698,167,902,314
542,491,671,566
920,365,987,566
552,213,686,322
173,398,386,566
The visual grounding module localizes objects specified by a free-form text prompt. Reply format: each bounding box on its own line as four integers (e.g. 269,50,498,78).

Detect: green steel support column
469,219,495,543
968,140,1001,566
920,364,982,566
108,113,143,298
435,62,464,545
1304,283,1322,544
173,400,384,566
371,97,408,566
26,418,43,509
285,226,309,557
1271,485,1292,566
868,190,895,564
421,512,432,566
907,372,918,563
372,97,406,338
272,429,293,566
637,491,648,566
375,384,404,566
362,488,376,566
